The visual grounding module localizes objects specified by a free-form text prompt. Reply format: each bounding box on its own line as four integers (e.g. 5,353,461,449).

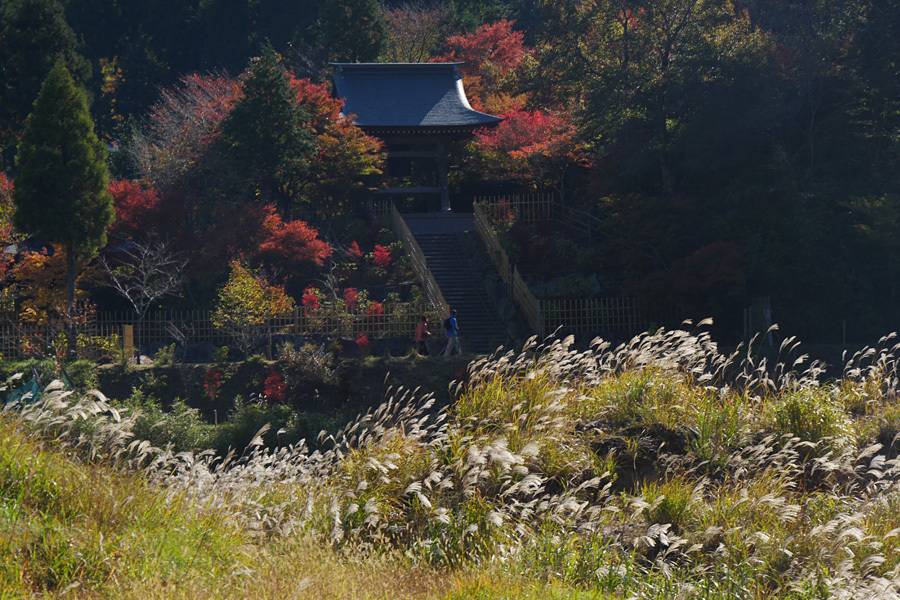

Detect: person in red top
414,315,431,355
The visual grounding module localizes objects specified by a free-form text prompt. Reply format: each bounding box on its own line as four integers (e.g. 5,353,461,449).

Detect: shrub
771,387,852,456
356,334,371,357
122,390,215,453
203,367,222,399
278,342,336,389
153,343,177,365
263,370,287,403
373,244,391,267
302,285,321,311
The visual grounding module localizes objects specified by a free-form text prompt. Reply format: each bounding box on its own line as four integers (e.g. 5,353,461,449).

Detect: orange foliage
286,73,384,213
256,205,331,269
11,245,99,326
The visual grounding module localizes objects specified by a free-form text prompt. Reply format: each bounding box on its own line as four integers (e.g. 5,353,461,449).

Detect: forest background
1,0,899,346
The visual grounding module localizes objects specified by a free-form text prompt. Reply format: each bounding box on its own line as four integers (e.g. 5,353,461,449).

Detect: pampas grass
8,322,900,597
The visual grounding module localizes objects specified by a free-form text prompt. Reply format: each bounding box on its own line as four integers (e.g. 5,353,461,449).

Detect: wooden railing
474,202,664,337
474,204,542,333
390,203,449,319
541,297,658,335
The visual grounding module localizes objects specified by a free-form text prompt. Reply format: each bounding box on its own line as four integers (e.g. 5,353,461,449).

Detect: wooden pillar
437,141,450,211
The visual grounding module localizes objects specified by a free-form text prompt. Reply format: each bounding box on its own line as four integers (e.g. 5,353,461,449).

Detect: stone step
413,231,507,354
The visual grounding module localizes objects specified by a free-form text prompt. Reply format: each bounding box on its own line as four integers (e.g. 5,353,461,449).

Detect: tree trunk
65,243,77,361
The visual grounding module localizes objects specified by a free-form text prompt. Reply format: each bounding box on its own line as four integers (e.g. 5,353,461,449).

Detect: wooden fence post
123,324,134,361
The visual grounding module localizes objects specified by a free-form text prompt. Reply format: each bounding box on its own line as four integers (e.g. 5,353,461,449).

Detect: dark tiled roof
331,63,502,129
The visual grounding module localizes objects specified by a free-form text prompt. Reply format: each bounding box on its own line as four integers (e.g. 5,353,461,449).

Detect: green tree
219,46,316,220
312,0,387,63
534,0,773,195
13,61,115,356
0,0,90,167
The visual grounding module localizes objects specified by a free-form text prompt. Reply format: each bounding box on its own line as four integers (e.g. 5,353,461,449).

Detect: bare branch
101,238,189,322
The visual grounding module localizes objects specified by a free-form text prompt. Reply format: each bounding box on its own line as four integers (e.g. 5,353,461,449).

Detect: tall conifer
219,46,316,220
14,61,114,356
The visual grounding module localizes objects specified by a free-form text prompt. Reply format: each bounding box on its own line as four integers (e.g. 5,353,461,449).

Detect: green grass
0,417,246,595
7,326,900,597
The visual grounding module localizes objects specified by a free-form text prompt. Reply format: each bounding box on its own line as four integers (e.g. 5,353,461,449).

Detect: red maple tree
107,179,164,239
129,72,242,191
286,75,384,217
472,109,590,202
433,20,528,114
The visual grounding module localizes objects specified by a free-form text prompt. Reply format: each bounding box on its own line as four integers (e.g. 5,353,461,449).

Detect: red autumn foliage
356,334,371,357
473,109,590,199
433,20,528,114
203,367,222,399
257,205,331,269
286,77,341,128
343,288,360,310
302,286,321,310
372,244,391,267
264,370,287,402
347,241,363,260
136,72,242,190
107,179,164,238
0,173,16,279
285,74,384,214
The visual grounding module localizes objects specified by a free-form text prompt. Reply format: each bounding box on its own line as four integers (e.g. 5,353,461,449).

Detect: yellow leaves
211,259,294,330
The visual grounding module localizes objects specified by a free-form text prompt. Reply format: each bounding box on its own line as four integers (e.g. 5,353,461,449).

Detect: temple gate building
331,62,502,212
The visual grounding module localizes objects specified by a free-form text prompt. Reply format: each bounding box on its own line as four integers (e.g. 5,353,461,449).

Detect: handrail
475,202,669,337
390,203,449,318
474,204,542,334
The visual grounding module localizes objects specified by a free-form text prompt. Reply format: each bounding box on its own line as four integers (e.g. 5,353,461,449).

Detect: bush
278,342,336,390
211,399,336,454
121,390,215,453
771,387,852,456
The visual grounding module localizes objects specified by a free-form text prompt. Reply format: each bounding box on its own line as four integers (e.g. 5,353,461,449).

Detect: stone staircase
415,232,507,355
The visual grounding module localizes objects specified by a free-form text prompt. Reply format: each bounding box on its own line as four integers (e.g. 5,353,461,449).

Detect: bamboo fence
473,193,603,240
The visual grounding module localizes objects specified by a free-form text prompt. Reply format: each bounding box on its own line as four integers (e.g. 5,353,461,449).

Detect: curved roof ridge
331,62,502,129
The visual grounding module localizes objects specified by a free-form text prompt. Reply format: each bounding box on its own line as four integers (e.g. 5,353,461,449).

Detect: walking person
441,309,461,356
414,314,431,355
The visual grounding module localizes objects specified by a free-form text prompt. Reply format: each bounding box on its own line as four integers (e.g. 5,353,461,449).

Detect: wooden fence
474,202,664,337
474,192,604,241
0,302,429,359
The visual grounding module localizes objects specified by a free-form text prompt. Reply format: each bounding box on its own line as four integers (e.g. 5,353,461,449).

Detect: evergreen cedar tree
313,0,387,63
0,0,91,165
13,61,114,340
219,45,316,221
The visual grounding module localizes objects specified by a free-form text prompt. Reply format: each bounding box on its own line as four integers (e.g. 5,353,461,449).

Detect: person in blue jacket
440,309,461,356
